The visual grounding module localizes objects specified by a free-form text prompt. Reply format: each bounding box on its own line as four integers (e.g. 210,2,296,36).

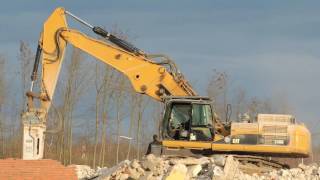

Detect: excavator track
232,155,289,174
156,146,289,174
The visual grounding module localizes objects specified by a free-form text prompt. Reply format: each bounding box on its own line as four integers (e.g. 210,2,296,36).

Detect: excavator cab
161,96,214,142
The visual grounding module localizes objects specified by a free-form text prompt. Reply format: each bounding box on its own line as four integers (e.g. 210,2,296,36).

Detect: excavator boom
32,7,196,112
22,7,197,160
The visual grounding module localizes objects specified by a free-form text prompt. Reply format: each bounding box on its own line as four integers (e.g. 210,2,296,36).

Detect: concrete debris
222,155,239,180
169,157,209,166
187,164,202,177
74,155,320,180
212,166,224,178
142,154,170,176
93,160,130,180
166,164,188,180
211,155,226,167
73,165,97,180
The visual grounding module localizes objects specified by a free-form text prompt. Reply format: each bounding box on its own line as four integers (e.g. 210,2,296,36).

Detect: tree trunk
93,95,99,168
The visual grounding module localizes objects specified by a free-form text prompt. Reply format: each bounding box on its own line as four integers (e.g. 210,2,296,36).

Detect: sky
0,1,319,135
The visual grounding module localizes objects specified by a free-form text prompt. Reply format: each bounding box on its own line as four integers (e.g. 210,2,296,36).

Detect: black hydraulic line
31,44,42,81
93,26,143,55
65,10,144,55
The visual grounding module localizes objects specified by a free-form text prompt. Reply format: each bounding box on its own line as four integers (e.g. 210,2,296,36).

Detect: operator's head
153,134,158,141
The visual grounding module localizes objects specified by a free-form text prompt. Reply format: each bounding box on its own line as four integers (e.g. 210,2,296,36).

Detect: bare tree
207,70,229,121
135,95,149,159
233,87,246,121
93,63,102,168
19,41,34,109
0,55,6,158
273,93,292,114
93,64,115,168
115,75,126,164
128,91,137,160
99,67,115,167
14,41,34,158
55,47,89,165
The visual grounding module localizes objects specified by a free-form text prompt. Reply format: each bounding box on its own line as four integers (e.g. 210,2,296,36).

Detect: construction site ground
74,154,320,180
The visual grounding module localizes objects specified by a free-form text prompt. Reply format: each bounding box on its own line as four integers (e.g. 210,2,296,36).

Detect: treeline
0,39,315,168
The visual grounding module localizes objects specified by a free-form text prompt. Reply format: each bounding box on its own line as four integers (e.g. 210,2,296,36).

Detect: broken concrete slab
93,160,130,180
187,164,202,177
73,165,97,180
211,155,226,167
166,163,188,180
169,156,209,166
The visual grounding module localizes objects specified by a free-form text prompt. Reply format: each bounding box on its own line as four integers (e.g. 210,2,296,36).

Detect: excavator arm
27,7,196,113
22,7,200,160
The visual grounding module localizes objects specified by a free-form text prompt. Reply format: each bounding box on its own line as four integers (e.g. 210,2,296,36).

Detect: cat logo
232,138,240,144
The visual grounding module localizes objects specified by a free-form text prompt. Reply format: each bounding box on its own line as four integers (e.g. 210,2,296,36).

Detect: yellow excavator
22,7,311,168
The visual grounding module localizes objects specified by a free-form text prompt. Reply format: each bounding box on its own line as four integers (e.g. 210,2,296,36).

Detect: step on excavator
22,7,311,171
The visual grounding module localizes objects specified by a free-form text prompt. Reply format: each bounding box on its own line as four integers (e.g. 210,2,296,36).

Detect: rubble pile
73,165,97,179
74,155,320,180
